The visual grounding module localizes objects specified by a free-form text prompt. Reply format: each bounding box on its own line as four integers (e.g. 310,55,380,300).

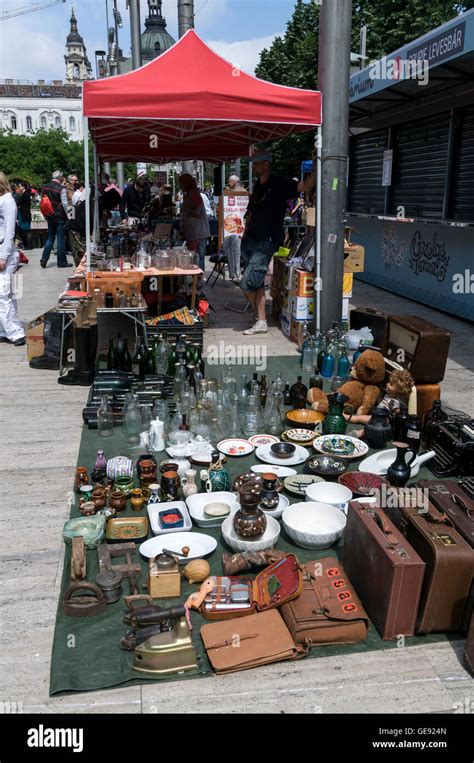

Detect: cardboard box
291,268,314,298
290,317,308,348
280,310,291,338
304,207,316,227
344,244,365,273
290,296,314,320
26,314,47,361
343,273,353,297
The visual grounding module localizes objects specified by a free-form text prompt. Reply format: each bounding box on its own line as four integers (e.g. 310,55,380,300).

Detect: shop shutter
348,130,388,214
451,105,474,223
389,113,450,220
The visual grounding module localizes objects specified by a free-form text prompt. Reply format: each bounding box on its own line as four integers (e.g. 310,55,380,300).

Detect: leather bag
201,609,307,674
280,557,369,645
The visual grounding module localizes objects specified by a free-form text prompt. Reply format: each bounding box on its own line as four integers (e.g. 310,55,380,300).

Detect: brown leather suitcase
464,611,474,675
417,480,474,548
279,557,369,646
386,499,474,633
385,315,451,383
349,307,388,351
341,502,425,640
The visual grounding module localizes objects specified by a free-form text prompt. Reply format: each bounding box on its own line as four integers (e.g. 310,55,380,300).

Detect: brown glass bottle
405,414,421,454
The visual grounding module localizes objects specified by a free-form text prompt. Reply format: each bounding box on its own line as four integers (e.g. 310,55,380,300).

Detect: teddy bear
307,349,386,420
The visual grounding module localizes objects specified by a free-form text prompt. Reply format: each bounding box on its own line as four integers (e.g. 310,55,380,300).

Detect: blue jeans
196,238,208,273
41,219,67,266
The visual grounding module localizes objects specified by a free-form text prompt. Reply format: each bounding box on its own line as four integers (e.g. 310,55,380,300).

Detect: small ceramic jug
148,484,161,505
387,442,417,487
130,488,144,512
181,469,198,498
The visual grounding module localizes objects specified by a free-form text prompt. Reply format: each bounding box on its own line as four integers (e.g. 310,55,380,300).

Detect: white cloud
0,28,65,82
206,34,279,75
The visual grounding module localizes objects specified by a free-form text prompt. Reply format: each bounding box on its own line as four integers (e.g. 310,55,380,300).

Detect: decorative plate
284,474,324,497
189,452,227,466
282,428,317,445
233,471,284,494
139,532,217,563
338,472,388,497
248,434,280,448
250,464,297,478
255,443,309,466
217,438,254,457
313,435,368,460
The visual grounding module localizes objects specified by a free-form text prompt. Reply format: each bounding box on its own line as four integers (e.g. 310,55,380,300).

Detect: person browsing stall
120,174,150,222
179,173,210,274
241,150,315,335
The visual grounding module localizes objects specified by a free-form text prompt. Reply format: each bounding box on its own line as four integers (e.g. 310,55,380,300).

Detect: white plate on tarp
358,449,436,479
139,532,217,562
250,464,297,478
255,443,309,466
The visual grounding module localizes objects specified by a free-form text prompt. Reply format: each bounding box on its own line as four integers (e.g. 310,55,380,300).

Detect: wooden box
148,557,181,598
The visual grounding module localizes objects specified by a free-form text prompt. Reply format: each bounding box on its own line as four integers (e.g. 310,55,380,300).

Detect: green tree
255,0,472,176
0,127,91,188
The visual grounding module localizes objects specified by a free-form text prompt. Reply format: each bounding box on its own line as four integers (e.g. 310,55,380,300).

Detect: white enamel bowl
221,514,281,552
282,501,346,549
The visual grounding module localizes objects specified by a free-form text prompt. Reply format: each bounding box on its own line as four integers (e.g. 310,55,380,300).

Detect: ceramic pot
138,458,157,486
113,476,134,496
91,486,107,510
79,501,97,516
364,408,393,450
130,488,145,512
137,453,157,479
387,442,417,487
109,490,127,513
259,472,279,510
106,456,133,481
75,467,90,493
233,491,267,539
160,471,180,502
79,484,93,504
90,467,107,486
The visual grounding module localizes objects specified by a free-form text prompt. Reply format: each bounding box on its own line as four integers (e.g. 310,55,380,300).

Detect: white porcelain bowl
282,501,346,549
305,481,353,513
186,491,239,528
221,514,280,552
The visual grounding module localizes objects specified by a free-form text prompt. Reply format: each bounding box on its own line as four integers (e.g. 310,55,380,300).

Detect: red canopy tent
83,29,322,163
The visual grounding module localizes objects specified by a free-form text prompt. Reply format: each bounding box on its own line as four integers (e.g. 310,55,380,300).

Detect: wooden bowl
286,409,325,429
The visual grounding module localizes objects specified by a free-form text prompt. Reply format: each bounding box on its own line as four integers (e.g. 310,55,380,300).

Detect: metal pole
129,0,142,69
178,0,194,38
178,0,195,174
103,161,111,176
84,117,91,272
220,162,225,245
318,0,352,332
93,141,99,243
116,162,125,189
315,126,322,332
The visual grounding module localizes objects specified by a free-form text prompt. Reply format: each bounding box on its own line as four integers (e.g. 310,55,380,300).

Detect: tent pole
315,126,322,333
84,117,91,273
220,162,225,245
93,140,99,244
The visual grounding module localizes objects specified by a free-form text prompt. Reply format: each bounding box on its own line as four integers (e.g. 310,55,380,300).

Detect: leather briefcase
386,499,474,634
464,611,474,676
342,502,425,640
199,553,302,620
417,480,474,548
385,314,451,383
201,609,307,674
280,557,369,645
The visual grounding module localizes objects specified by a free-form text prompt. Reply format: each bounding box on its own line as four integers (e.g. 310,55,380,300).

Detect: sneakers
12,337,26,346
243,320,268,335
40,260,47,268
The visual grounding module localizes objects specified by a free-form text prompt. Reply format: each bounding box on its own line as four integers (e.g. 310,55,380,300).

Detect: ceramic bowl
221,514,280,552
282,428,316,445
338,472,387,497
186,491,239,528
304,455,349,481
106,456,133,481
203,501,232,519
286,409,324,429
270,442,296,459
305,481,353,512
282,501,346,549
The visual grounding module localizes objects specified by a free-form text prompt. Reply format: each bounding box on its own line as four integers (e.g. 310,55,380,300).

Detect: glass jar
98,397,114,437
124,398,142,444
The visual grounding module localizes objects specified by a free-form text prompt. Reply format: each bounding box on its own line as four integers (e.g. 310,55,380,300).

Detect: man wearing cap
40,170,72,268
241,150,315,334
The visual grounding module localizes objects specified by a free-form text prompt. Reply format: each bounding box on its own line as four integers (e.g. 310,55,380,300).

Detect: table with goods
50,319,474,693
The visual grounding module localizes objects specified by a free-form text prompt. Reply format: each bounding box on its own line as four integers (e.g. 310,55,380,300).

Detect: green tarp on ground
50,356,455,695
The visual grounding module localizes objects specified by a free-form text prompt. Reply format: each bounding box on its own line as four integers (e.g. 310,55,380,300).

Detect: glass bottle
173,360,187,399
107,338,114,371
423,400,448,445
121,392,134,434
228,394,242,437
392,403,409,442
188,405,199,434
309,368,323,390
155,333,171,374
114,332,124,370
311,329,323,368
98,397,114,437
145,346,155,376
246,372,258,393
121,337,132,372
331,374,344,392
221,367,236,397
337,349,351,379
243,394,259,437
141,404,152,432
302,336,315,372
94,449,107,475
167,346,178,376
283,383,292,406
194,346,205,378
265,390,284,436
132,343,142,378
175,334,186,362
237,373,248,416
274,371,285,393
406,414,422,454
321,342,335,378
194,407,211,440
170,402,183,433
153,398,170,434
259,374,267,407
289,376,308,408
124,398,142,444
179,414,190,431
299,321,310,367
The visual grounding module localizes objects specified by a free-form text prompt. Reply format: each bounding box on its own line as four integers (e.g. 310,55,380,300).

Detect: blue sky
0,0,303,82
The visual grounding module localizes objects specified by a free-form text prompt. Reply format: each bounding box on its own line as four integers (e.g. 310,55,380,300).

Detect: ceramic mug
305,481,353,513
113,476,134,496
79,484,94,503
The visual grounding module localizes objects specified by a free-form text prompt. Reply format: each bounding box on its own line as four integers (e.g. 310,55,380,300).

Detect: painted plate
255,443,309,466
248,434,280,448
313,435,368,460
217,438,254,457
282,428,317,444
189,452,227,466
139,532,217,563
284,474,324,497
250,464,297,478
338,472,388,497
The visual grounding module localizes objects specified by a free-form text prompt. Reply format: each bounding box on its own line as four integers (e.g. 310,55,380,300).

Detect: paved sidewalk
0,251,472,714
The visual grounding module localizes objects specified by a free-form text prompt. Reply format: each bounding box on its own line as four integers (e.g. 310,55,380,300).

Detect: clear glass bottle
194,407,211,440
237,373,248,416
124,398,142,444
98,397,114,437
170,402,183,433
152,398,170,434
140,404,152,432
302,336,315,372
265,390,284,436
243,394,260,436
121,392,134,434
228,394,242,438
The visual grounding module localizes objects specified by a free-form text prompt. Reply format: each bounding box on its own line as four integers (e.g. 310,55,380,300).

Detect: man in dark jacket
40,170,72,268
119,175,150,222
15,181,32,250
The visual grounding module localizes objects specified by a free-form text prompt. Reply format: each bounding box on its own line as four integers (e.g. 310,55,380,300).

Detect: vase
91,486,107,510
182,469,198,498
323,393,352,435
160,471,180,502
387,442,417,487
109,490,127,513
259,472,279,510
148,484,161,505
207,452,232,492
364,408,393,449
94,449,107,476
233,491,267,539
130,488,145,512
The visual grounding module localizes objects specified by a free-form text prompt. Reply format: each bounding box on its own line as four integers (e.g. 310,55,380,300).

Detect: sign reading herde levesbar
406,21,465,67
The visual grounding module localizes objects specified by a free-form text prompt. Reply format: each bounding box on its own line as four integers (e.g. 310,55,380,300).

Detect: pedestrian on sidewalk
14,180,32,250
40,171,72,268
241,150,315,335
0,171,26,346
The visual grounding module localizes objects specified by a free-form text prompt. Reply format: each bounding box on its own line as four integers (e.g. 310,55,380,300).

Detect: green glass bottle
132,343,142,378
121,337,132,372
145,346,155,376
309,368,323,390
167,347,178,376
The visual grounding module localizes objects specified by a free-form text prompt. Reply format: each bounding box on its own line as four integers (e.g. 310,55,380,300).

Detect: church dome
66,8,84,45
140,1,175,62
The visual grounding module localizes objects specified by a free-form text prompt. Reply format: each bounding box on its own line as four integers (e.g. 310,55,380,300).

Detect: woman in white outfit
0,172,25,345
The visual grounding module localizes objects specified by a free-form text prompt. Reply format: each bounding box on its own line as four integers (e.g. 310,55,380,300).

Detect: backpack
40,191,55,218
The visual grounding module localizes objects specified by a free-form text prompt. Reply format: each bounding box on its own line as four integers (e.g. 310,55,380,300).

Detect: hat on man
251,150,272,163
